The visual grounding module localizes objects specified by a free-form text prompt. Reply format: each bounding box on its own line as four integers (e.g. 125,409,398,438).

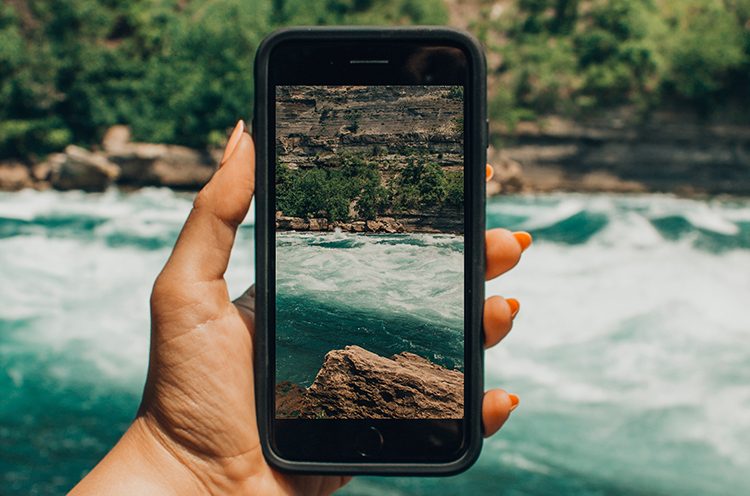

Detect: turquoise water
1,188,749,494
276,231,464,386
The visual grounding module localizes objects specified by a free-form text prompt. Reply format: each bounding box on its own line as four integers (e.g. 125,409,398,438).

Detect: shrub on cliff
275,152,461,222
390,154,463,214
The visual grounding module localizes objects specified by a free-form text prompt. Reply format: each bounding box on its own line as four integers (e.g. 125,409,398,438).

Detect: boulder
277,216,310,231
366,220,383,232
490,155,527,194
379,217,404,233
308,218,329,231
49,146,120,192
107,143,216,189
301,345,464,419
31,161,52,181
0,161,33,191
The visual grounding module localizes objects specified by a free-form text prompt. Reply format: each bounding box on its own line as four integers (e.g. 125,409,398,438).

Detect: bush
276,152,460,221
480,0,750,125
0,0,448,160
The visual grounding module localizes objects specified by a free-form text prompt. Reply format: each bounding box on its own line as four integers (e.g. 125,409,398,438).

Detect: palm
143,274,350,495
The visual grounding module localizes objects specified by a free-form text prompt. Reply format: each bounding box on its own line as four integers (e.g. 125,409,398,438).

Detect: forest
2,0,750,160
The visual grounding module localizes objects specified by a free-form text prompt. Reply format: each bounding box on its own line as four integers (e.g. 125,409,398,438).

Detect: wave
275,231,465,386
2,189,750,495
488,193,750,252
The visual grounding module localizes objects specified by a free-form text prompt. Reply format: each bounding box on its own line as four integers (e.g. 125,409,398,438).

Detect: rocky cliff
276,85,463,171
275,345,464,420
487,113,750,197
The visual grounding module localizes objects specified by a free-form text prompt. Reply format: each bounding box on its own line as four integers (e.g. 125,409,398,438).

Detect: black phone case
254,25,487,475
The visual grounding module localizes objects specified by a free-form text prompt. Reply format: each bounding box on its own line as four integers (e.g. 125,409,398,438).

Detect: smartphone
254,26,486,475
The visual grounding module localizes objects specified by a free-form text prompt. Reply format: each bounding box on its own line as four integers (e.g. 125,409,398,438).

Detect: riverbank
3,116,750,198
276,213,464,235
488,112,750,197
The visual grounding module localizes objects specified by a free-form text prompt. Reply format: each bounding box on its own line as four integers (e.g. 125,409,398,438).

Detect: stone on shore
276,345,464,419
49,145,120,192
107,142,216,189
0,161,33,191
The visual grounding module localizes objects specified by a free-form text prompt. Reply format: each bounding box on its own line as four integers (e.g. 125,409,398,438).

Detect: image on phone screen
273,85,465,420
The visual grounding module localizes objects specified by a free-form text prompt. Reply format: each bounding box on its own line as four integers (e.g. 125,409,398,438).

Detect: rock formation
275,345,464,419
102,125,217,189
275,85,463,171
275,86,465,231
49,145,121,193
0,161,34,191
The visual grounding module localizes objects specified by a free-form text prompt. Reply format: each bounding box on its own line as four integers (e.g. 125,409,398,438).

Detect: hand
69,122,530,496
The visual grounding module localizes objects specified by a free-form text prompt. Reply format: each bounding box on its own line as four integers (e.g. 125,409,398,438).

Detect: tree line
276,151,463,221
2,0,750,162
477,0,750,128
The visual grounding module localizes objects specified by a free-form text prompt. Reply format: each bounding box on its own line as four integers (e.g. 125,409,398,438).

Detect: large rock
0,161,33,191
276,216,310,230
275,381,308,418
49,146,120,192
300,345,464,419
107,142,216,189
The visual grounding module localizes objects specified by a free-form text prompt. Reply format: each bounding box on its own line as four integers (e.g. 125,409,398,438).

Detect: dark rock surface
492,113,750,196
48,145,120,192
276,345,464,420
104,127,217,189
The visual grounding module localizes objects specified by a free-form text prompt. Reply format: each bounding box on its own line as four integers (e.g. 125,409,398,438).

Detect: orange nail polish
513,231,532,251
509,394,519,411
486,164,494,182
220,120,245,166
506,298,520,318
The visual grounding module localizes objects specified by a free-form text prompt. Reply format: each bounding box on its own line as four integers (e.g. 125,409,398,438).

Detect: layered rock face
276,85,463,171
275,86,465,233
275,345,464,419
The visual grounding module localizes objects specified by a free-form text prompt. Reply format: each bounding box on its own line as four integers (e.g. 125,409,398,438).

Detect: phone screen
261,38,481,464
274,84,465,420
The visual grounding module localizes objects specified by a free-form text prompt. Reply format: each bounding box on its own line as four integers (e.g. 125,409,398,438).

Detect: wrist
69,416,218,496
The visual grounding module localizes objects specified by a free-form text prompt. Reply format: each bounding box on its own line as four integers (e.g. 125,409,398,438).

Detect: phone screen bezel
254,27,486,474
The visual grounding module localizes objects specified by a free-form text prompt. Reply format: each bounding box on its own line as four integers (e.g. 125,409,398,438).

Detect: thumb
160,124,255,286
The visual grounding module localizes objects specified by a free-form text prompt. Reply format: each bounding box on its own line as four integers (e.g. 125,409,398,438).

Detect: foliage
275,152,462,222
1,0,448,160
390,153,463,213
479,0,750,127
6,0,749,161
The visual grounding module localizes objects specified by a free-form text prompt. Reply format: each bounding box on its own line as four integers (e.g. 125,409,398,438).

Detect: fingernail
220,120,245,166
513,231,532,251
486,164,494,182
509,394,519,411
507,298,520,318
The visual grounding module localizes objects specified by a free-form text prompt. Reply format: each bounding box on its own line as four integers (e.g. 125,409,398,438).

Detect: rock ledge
275,345,463,419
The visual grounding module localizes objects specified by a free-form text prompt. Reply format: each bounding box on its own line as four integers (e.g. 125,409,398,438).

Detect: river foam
1,188,749,495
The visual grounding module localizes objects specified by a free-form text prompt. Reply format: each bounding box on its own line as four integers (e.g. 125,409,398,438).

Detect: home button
354,426,383,457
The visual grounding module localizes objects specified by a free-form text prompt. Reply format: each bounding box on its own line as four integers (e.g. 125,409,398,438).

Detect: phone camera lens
354,427,384,457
